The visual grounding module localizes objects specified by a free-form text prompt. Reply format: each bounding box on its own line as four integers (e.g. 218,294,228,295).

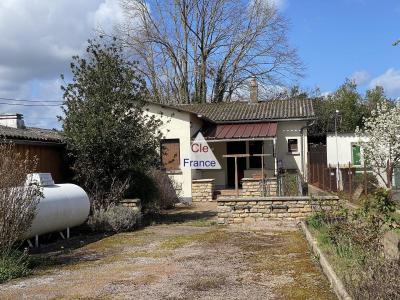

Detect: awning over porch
202,122,277,141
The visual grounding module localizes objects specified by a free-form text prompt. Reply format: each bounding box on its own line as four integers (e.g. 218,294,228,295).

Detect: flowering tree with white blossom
356,102,400,188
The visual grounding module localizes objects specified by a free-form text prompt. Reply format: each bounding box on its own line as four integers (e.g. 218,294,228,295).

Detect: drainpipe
300,120,315,182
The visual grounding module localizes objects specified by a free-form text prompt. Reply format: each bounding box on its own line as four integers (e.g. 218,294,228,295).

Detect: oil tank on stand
24,173,90,240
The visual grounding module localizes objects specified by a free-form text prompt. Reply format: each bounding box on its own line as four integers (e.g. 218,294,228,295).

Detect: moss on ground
187,274,227,291
231,230,336,300
160,229,228,250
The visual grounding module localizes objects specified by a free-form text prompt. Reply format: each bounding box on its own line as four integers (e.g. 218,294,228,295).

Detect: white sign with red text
181,132,221,169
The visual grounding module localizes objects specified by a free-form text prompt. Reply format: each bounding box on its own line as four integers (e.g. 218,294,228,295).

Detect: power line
0,102,61,107
0,97,62,103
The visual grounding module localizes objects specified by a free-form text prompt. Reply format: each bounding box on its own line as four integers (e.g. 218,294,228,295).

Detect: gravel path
0,203,336,300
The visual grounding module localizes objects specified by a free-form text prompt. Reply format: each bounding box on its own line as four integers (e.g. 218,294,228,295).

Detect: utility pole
334,110,340,191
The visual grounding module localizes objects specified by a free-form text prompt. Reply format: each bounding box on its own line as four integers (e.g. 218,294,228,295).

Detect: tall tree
310,80,368,135
118,0,303,103
61,38,162,208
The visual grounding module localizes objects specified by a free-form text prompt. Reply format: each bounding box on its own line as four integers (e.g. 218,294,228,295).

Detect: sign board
181,132,221,169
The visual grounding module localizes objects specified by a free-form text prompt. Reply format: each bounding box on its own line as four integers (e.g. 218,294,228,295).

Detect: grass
187,274,226,291
0,251,32,284
160,229,228,250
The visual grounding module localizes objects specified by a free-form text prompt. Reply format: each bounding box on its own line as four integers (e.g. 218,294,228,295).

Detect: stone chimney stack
250,76,258,103
0,113,25,129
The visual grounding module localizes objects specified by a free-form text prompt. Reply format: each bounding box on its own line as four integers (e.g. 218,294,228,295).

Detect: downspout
300,120,315,182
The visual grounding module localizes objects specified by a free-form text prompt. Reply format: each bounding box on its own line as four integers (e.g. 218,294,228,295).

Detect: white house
145,94,315,202
326,132,400,189
326,133,366,168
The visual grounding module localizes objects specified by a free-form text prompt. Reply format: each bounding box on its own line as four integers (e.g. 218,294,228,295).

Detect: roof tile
174,98,314,123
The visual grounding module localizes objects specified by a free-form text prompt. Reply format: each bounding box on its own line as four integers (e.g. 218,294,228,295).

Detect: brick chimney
250,76,258,103
0,113,25,129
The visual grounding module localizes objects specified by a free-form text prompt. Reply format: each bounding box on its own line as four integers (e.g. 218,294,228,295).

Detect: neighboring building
326,132,400,189
326,133,366,168
145,90,315,201
0,113,66,183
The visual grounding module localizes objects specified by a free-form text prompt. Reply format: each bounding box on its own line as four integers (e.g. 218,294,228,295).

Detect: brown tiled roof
0,125,63,143
174,98,314,123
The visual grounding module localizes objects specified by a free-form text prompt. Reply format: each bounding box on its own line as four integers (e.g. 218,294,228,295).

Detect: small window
249,141,263,168
287,139,298,153
161,139,180,171
352,144,361,166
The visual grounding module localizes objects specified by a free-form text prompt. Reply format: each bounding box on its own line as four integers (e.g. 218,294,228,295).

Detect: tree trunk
386,161,394,189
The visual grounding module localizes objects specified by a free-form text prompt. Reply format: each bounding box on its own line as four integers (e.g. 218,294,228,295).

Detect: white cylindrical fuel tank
24,183,90,239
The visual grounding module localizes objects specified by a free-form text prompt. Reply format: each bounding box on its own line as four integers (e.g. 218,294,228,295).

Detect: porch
196,122,279,189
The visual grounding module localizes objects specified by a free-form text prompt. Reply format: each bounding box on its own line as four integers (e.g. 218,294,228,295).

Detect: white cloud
369,68,400,98
267,0,288,10
252,0,288,11
350,70,370,85
0,0,124,128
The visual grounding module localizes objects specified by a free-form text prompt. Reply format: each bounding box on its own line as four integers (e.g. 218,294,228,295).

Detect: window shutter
161,139,180,171
352,145,361,166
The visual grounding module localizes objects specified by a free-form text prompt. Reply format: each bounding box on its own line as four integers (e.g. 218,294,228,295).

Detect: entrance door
226,141,247,188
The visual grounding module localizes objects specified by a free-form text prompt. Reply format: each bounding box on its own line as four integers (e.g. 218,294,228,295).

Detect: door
226,141,247,188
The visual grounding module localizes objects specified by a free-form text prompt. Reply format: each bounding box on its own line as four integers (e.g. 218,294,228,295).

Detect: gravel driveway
0,203,336,300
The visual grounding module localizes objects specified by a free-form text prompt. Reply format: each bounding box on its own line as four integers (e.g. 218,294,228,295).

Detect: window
287,139,298,153
352,144,361,166
161,139,180,171
249,141,263,168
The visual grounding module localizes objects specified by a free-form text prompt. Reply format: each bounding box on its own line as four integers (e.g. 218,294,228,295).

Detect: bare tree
0,143,42,254
117,0,303,103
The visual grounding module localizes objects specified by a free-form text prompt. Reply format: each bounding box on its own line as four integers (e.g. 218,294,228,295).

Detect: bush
354,172,379,194
126,169,180,213
0,143,42,254
347,259,400,300
87,205,140,233
149,169,180,210
0,251,31,284
308,188,400,299
89,178,129,210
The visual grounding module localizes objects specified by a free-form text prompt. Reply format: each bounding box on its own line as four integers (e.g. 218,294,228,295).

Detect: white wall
276,120,308,175
326,133,395,188
326,133,364,167
144,103,197,200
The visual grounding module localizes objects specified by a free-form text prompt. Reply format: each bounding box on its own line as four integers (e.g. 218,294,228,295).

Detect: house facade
145,97,315,202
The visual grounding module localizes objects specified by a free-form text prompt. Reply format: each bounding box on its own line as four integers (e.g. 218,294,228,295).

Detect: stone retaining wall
120,198,141,212
192,179,215,202
241,178,277,197
217,196,339,225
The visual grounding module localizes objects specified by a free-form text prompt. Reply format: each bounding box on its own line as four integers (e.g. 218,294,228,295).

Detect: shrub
87,205,140,233
125,169,180,213
353,172,379,194
0,251,31,284
347,259,400,300
149,169,180,210
89,178,129,210
0,143,42,254
307,213,325,229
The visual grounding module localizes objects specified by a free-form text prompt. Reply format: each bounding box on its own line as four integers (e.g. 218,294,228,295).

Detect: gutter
0,139,65,147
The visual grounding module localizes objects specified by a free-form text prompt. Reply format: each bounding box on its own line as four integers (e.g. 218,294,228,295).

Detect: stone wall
241,178,277,197
217,196,339,225
192,179,215,202
120,199,141,212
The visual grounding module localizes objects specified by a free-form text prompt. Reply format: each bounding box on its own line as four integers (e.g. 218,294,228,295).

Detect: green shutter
352,145,361,166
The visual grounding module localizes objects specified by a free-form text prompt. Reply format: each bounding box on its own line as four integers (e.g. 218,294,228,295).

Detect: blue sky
0,0,398,129
285,0,400,94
